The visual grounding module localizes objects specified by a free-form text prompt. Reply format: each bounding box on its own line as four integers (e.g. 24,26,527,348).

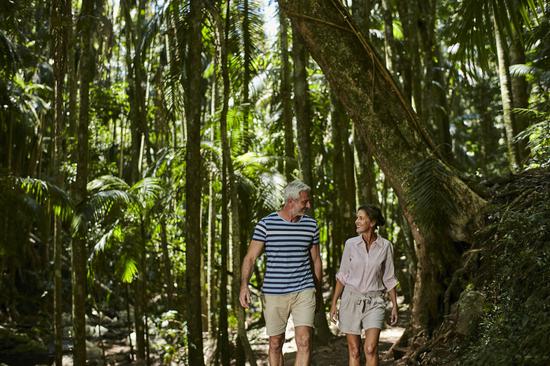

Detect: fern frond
408,158,459,232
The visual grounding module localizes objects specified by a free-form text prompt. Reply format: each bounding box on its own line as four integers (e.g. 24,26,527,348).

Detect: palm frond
90,223,120,258
81,189,133,227
19,177,73,221
509,63,533,77
446,0,542,71
129,177,163,203
88,175,131,192
119,256,138,283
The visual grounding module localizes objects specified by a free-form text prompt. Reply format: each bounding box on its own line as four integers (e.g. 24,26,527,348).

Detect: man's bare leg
269,333,285,366
294,326,312,366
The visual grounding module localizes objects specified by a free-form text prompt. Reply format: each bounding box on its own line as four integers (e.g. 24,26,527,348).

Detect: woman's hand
390,305,398,325
329,304,339,324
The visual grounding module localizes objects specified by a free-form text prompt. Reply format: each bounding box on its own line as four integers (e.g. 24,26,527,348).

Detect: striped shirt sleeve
252,219,267,242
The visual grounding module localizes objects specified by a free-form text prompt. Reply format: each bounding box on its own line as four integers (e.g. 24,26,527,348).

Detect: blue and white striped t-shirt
252,212,320,295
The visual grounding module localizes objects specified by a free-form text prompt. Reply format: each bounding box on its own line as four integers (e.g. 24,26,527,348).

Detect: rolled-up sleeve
382,242,398,291
336,241,351,285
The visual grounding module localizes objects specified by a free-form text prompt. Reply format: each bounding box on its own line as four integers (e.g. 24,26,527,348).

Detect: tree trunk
122,0,150,183
72,0,97,363
292,25,313,191
476,80,500,175
160,220,174,306
492,5,520,172
133,218,147,360
50,0,69,363
330,94,347,286
279,0,486,335
396,1,422,116
351,0,372,36
417,0,436,131
214,1,231,363
207,74,218,335
242,0,252,151
280,11,295,181
380,0,395,71
433,47,453,160
510,34,530,163
207,169,217,335
184,0,205,364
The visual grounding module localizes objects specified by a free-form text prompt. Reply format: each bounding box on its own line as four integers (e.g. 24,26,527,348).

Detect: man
239,180,322,366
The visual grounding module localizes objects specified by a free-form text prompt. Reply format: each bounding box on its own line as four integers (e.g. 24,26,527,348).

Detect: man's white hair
284,180,311,201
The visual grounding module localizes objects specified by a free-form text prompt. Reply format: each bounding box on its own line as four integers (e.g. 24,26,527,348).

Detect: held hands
239,285,251,309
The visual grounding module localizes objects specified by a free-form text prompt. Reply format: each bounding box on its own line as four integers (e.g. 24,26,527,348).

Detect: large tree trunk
184,0,205,364
279,0,486,336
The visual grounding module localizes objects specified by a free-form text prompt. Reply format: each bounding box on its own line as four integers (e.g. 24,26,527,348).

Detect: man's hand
239,285,251,309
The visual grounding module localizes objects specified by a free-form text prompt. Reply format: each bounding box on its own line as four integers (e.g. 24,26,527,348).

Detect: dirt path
249,301,409,365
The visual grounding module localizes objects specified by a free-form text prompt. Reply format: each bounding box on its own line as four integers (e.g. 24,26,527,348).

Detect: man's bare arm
239,240,264,308
310,244,322,289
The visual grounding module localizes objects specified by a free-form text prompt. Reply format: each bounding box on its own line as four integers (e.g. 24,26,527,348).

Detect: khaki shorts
338,288,385,335
262,288,316,336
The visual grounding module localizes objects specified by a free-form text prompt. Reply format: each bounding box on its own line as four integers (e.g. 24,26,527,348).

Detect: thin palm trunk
207,54,219,336
292,25,313,191
50,0,69,363
207,168,217,335
122,0,150,183
184,0,205,364
492,2,520,171
279,11,295,181
330,95,347,286
72,0,97,362
160,220,174,305
433,47,453,160
351,0,372,35
216,1,232,364
510,33,530,162
242,0,251,151
381,0,395,72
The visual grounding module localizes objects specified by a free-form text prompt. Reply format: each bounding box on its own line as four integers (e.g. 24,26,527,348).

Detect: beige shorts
262,288,316,336
338,288,385,335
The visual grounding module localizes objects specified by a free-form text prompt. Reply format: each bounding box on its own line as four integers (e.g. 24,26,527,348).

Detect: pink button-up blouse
335,235,398,294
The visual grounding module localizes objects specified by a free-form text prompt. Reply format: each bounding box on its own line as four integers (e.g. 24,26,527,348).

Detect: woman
330,205,398,366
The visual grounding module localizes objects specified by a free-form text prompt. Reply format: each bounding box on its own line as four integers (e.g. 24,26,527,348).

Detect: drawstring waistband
345,289,384,313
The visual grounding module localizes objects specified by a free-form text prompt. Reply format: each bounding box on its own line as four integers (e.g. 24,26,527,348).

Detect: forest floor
51,297,408,365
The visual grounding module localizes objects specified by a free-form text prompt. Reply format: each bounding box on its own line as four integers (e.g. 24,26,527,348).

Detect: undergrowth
417,168,550,365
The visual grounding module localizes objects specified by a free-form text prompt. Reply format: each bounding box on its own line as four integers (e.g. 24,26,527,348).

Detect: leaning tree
278,0,487,336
